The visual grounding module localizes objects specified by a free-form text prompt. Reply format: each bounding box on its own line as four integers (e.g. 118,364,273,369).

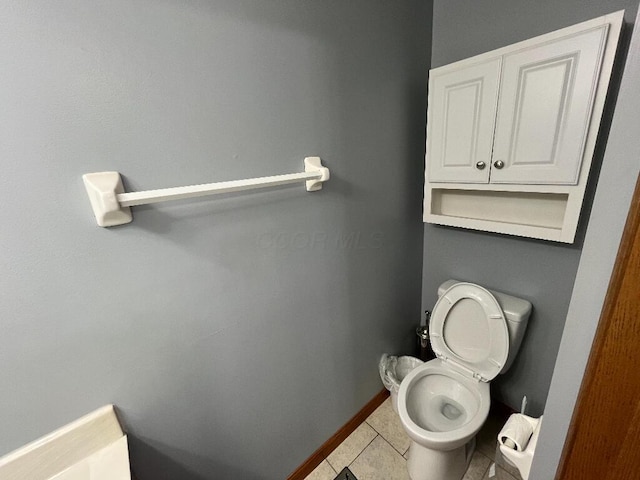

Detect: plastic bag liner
379,354,424,413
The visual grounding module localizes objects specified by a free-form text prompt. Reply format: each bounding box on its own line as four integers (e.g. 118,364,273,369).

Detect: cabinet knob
475,161,486,170
493,160,505,169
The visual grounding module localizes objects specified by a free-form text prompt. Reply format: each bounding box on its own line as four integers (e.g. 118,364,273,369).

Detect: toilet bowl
397,281,531,480
399,359,490,450
398,358,491,480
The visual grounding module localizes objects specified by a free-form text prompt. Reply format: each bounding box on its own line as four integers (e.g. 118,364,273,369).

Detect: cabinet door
490,25,609,184
427,58,501,183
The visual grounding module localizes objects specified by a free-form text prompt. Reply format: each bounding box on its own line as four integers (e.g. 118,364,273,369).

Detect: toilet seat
430,283,509,382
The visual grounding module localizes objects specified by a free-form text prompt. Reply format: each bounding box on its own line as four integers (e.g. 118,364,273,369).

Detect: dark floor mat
333,466,358,480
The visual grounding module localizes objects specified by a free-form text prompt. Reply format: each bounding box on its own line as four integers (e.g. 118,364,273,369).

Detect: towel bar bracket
82,157,330,227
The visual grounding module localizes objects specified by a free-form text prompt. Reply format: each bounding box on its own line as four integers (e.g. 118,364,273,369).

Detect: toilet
398,280,531,480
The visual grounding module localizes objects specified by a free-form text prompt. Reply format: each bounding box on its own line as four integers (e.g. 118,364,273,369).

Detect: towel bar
83,157,329,227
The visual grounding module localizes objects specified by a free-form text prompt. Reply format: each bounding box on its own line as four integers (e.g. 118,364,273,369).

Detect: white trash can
379,354,424,413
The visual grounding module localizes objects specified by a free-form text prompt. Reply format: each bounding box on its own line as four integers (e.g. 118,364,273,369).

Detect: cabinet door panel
427,58,501,183
491,25,609,184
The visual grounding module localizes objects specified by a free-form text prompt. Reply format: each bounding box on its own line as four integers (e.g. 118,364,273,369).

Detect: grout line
363,420,381,438
326,429,378,473
377,435,407,461
347,434,380,469
364,416,410,458
389,441,409,457
365,420,411,460
326,456,339,473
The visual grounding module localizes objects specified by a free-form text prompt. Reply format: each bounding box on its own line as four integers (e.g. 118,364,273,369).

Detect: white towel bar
83,157,330,227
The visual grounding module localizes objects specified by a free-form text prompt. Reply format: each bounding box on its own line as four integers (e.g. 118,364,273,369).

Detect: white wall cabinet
424,11,624,243
428,58,501,183
492,26,610,185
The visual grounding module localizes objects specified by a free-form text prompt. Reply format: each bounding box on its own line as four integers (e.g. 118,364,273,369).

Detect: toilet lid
429,283,509,382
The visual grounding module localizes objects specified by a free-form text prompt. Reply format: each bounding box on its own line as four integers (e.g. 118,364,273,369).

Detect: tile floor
304,398,523,480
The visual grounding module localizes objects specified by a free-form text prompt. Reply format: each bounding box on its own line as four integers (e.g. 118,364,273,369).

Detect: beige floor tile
304,460,337,480
481,463,518,480
463,451,492,480
349,436,410,480
366,398,411,454
327,423,377,472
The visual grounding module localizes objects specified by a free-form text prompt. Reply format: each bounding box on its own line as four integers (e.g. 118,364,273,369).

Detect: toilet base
406,437,475,480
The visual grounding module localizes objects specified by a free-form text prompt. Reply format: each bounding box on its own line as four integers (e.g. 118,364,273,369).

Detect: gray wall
531,7,640,478
0,2,432,479
425,0,638,415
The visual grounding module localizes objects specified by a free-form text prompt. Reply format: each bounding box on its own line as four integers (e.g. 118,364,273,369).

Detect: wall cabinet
428,58,500,184
424,11,624,243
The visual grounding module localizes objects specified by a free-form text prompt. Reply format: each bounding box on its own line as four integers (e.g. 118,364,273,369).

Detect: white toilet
398,280,531,480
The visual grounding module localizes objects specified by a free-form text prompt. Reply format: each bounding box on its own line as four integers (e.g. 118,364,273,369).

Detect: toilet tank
437,280,532,373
